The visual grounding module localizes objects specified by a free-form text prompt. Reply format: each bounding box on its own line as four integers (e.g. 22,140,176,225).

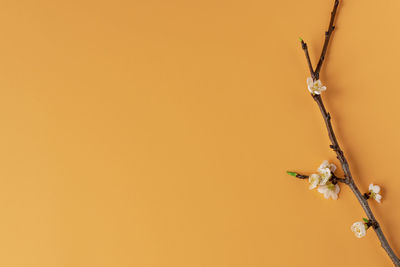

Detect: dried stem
296,0,400,265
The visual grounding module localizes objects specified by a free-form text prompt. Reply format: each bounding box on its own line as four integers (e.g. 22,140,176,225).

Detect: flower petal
372,185,380,193
309,174,320,190
334,184,340,194
375,194,382,203
307,77,314,86
369,183,374,191
317,185,327,194
329,163,336,173
318,160,329,171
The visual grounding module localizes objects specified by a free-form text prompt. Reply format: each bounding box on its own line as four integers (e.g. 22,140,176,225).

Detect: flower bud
286,171,298,177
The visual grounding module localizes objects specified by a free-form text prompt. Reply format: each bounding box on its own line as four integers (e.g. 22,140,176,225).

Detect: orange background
0,0,400,266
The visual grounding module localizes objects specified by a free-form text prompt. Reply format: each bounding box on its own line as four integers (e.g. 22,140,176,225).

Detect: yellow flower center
327,183,335,190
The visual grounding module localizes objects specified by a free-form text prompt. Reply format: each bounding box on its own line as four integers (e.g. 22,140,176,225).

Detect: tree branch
312,94,400,266
296,1,400,265
314,0,339,79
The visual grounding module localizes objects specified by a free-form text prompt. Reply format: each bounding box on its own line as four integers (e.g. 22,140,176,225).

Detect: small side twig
301,40,315,80
288,171,347,184
286,171,308,179
331,174,348,184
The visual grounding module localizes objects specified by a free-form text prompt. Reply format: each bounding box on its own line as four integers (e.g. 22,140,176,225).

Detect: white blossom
317,182,340,200
317,160,336,185
307,77,327,95
318,168,332,185
369,183,382,203
351,221,367,238
309,174,321,190
318,160,337,173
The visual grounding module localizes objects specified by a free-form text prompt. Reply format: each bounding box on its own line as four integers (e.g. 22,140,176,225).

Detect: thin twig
296,0,400,265
301,40,315,80
314,0,339,79
289,172,348,184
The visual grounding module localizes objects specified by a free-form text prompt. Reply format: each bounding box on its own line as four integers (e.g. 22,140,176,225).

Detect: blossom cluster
288,159,384,239
308,160,340,200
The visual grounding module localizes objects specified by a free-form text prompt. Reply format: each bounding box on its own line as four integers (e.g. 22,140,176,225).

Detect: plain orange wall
0,0,400,266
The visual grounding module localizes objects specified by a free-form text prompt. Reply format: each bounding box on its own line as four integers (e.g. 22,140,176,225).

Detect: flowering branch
291,0,400,266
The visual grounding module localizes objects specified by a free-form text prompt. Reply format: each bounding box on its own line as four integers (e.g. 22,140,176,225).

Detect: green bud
362,218,369,223
299,37,303,42
286,171,298,177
